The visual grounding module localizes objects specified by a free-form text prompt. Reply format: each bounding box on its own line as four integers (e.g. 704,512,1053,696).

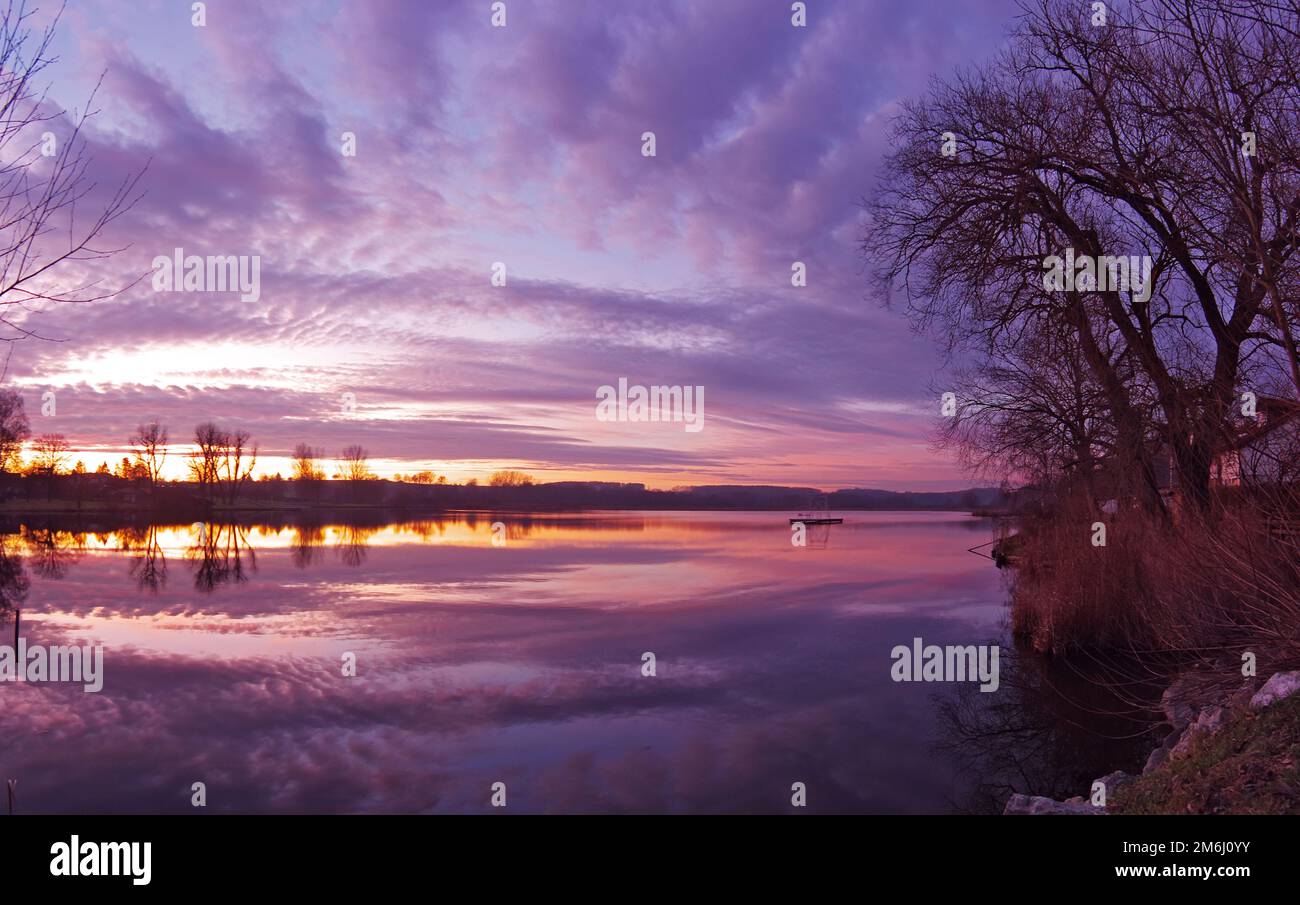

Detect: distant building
1090,396,1299,508
1211,395,1300,487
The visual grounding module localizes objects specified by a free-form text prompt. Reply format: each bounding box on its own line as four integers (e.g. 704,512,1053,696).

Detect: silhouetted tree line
0,391,1003,514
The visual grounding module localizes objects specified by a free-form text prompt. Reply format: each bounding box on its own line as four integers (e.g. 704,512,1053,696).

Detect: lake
0,510,1156,814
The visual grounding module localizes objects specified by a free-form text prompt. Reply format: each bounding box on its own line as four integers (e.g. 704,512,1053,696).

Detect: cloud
5,0,1021,488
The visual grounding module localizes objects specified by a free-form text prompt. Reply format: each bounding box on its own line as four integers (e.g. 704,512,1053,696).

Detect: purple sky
8,0,1019,488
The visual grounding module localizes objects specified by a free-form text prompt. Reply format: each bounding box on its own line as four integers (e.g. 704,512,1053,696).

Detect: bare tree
937,327,1121,503
219,429,256,505
129,421,168,490
291,443,325,481
488,470,534,487
188,422,223,500
27,431,67,499
867,0,1300,511
27,432,68,475
339,445,373,482
0,387,28,472
0,1,144,346
188,424,257,505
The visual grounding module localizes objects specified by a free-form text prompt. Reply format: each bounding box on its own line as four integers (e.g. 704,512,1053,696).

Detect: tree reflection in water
186,522,258,593
0,535,29,626
20,526,85,580
0,513,609,598
291,522,326,569
121,524,168,593
934,641,1164,813
334,524,375,567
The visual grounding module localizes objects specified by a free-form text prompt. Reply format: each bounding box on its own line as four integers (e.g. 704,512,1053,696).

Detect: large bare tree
937,326,1121,502
27,431,67,475
189,423,256,505
218,429,256,505
868,0,1300,510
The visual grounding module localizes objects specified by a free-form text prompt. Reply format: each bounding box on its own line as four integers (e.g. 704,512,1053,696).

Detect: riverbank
1005,670,1300,814
1006,491,1298,659
1115,678,1300,814
997,485,1299,815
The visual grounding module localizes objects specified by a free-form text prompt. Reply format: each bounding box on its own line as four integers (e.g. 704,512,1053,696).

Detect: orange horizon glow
10,445,960,493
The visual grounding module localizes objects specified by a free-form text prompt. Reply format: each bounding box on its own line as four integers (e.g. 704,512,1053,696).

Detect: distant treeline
0,398,1009,514
0,471,1009,514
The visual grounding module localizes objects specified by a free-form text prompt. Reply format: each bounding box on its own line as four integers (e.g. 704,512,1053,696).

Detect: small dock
969,523,1022,568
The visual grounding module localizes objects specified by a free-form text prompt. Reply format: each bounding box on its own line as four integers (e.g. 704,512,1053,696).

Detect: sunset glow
2,0,1025,491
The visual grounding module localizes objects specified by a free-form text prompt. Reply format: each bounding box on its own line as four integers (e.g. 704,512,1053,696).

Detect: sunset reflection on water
0,511,1027,813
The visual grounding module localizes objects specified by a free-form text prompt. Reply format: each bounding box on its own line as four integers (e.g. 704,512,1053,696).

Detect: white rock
1003,793,1105,815
1249,671,1300,710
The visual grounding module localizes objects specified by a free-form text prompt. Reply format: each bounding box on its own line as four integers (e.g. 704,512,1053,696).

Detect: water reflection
186,522,258,592
21,526,84,580
291,522,325,569
122,525,168,594
934,649,1162,813
333,524,374,568
0,535,29,622
0,510,1154,814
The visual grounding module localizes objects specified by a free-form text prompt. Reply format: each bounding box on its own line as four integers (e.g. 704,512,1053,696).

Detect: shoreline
1005,669,1300,815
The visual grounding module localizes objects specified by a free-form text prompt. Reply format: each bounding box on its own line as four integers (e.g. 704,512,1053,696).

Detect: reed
1009,485,1300,680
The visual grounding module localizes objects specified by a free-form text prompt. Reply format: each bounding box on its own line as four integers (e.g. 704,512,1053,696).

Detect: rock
1003,793,1105,815
1228,678,1258,712
1161,680,1199,731
1139,672,1264,777
1170,727,1198,759
1170,705,1231,760
1195,705,1227,733
1144,745,1169,773
1094,770,1135,795
1249,671,1300,710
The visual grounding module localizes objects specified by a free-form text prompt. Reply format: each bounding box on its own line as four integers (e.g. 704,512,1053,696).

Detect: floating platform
789,517,843,525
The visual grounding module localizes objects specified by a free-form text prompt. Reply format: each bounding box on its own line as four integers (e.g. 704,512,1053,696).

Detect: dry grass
1010,486,1300,679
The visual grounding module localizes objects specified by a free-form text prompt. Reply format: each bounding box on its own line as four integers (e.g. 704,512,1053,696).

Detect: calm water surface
0,511,1154,813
